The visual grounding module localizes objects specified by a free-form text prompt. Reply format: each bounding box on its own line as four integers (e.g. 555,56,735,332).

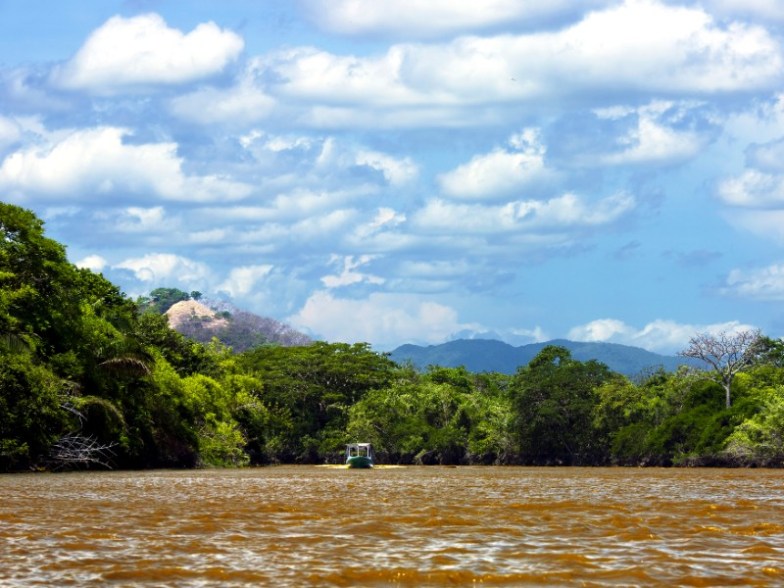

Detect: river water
1,466,782,586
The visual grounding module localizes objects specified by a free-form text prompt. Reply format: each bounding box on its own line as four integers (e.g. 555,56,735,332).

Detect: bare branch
679,329,761,408
48,435,116,470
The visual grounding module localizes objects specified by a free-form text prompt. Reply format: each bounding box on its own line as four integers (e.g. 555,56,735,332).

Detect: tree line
2,202,784,471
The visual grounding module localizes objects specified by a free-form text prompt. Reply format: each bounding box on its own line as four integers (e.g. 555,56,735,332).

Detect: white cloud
170,82,275,125
110,206,174,233
265,47,421,107
290,208,358,238
75,254,108,273
721,263,784,301
266,0,783,119
237,131,417,193
321,255,385,288
52,13,244,93
355,150,418,186
598,104,707,166
717,170,784,208
288,290,480,348
507,326,550,344
414,192,635,234
370,207,406,230
349,207,409,247
716,136,784,240
217,265,274,298
724,94,784,146
115,253,212,286
568,318,758,353
304,0,602,38
0,126,252,202
568,318,634,342
439,128,554,200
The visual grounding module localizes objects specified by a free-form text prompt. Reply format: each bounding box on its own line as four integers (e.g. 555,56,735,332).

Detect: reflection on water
1,466,783,586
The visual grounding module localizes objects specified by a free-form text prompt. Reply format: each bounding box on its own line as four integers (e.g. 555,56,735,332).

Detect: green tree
0,352,67,470
510,345,614,465
141,287,191,314
0,202,83,357
724,388,784,466
238,342,396,462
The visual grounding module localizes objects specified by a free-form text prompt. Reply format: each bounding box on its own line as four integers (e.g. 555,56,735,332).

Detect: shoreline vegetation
3,202,784,472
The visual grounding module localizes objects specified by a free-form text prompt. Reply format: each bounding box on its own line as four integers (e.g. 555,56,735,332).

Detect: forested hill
390,338,696,377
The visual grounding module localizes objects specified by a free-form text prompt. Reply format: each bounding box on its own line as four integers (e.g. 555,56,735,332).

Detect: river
1,466,782,586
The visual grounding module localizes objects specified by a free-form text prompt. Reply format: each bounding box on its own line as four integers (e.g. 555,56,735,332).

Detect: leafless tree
679,329,761,408
48,434,116,470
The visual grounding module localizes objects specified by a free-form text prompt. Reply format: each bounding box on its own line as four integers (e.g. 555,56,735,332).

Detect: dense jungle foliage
2,202,784,471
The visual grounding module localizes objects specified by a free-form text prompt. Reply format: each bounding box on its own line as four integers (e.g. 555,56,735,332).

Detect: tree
510,345,614,465
142,287,190,314
679,329,761,409
238,342,396,461
748,336,784,368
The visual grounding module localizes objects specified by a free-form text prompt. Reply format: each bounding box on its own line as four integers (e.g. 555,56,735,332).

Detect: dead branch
48,434,117,470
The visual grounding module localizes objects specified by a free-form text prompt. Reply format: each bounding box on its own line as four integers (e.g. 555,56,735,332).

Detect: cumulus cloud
51,13,244,93
717,169,784,208
355,150,418,186
595,102,709,166
265,0,783,119
288,290,481,348
304,0,604,38
414,192,635,234
721,263,784,301
439,128,554,200
217,264,274,298
716,133,784,240
0,126,252,202
170,82,275,125
264,47,421,107
716,135,784,240
568,318,758,353
108,207,175,233
115,253,212,286
74,254,108,273
237,131,417,191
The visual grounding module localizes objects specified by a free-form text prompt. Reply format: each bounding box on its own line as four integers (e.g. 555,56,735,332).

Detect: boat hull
346,456,373,469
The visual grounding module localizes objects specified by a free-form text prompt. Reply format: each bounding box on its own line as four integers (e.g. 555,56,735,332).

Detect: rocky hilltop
165,300,311,351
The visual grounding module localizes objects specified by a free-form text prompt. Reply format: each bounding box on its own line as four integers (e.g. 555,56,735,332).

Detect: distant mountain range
389,338,700,377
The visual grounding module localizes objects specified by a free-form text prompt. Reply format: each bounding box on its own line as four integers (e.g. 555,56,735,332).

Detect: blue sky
2,0,784,353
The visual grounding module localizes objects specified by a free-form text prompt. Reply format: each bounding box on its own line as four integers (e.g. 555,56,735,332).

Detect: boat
345,443,375,468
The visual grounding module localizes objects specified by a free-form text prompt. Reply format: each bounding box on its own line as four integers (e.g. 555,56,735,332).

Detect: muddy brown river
1,466,782,586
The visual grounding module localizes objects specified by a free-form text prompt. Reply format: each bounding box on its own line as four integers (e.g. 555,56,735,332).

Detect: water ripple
1,467,783,586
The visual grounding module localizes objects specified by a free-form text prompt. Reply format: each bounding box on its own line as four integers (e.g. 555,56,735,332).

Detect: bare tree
679,329,761,409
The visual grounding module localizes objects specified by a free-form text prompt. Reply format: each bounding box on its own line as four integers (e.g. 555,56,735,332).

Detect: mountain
389,338,698,377
165,300,311,351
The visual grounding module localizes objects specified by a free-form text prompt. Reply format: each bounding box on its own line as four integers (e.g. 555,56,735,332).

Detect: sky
2,0,784,354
